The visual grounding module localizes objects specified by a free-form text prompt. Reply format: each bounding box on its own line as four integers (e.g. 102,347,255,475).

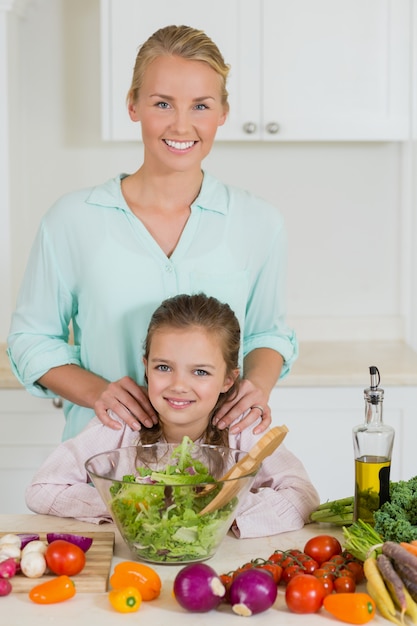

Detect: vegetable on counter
310,497,354,526
373,476,417,543
0,579,12,597
20,551,47,578
46,533,93,553
110,561,161,601
29,575,76,604
45,539,86,576
230,567,277,616
323,592,376,624
285,573,325,614
0,558,17,579
173,563,225,613
351,536,417,625
108,586,142,613
342,520,384,562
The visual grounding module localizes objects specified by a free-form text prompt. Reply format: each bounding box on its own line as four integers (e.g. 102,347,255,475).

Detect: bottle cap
364,365,384,404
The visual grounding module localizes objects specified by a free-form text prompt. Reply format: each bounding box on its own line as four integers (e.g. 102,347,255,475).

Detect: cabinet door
100,0,260,141
262,0,410,140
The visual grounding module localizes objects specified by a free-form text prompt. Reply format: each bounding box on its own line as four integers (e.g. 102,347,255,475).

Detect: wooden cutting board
1,531,115,593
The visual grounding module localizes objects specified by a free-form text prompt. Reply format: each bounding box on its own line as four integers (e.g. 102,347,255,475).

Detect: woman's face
129,55,228,174
143,326,237,442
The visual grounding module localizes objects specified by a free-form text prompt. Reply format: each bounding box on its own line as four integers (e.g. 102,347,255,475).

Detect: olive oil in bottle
352,367,394,524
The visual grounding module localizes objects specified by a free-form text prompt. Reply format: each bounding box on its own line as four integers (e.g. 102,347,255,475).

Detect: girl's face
128,55,228,174
144,326,237,442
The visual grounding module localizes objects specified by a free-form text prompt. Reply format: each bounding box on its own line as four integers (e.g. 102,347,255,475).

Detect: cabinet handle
243,122,257,134
266,122,280,134
52,397,63,409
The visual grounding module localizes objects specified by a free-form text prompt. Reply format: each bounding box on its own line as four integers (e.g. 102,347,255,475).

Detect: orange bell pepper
323,592,376,624
110,561,161,601
108,586,142,613
29,575,76,604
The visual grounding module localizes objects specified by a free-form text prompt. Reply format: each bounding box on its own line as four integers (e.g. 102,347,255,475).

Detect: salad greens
109,437,237,563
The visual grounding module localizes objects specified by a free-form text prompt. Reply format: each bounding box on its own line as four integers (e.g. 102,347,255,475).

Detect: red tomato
329,554,346,565
268,551,286,565
303,535,342,565
314,568,336,583
345,560,365,583
299,557,319,575
256,562,282,584
285,574,325,613
334,575,356,594
232,562,254,579
45,540,86,576
281,564,304,585
318,576,334,596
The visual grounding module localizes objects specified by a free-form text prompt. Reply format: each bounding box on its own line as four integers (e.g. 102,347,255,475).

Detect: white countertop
0,514,392,626
2,340,417,389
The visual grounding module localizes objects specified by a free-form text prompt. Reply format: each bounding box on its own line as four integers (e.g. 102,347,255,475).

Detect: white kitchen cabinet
0,390,64,514
270,385,417,503
101,0,410,141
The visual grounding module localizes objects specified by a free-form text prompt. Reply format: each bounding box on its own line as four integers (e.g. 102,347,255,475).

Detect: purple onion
229,568,278,616
16,534,40,549
173,563,225,612
46,533,93,552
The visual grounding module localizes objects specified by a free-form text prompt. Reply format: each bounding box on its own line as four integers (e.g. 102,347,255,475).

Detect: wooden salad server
198,424,288,516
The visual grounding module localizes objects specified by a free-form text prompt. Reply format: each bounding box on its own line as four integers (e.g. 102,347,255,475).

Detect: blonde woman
8,26,297,441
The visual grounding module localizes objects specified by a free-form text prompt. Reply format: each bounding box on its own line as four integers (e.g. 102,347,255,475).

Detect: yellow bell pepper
108,586,142,613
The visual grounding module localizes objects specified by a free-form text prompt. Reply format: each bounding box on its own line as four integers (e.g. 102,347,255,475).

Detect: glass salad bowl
85,438,259,564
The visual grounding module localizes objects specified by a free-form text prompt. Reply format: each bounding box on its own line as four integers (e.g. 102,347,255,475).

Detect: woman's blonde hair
127,24,230,109
140,293,240,446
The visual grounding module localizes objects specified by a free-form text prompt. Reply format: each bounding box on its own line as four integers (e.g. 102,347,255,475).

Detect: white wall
5,0,410,343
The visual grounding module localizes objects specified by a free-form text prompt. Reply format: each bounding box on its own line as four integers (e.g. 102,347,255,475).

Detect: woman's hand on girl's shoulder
94,377,158,431
212,379,271,435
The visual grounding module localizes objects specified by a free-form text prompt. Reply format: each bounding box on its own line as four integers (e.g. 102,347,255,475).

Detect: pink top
25,415,319,539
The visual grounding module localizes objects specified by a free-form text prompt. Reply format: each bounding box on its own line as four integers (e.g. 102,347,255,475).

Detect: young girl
26,294,318,538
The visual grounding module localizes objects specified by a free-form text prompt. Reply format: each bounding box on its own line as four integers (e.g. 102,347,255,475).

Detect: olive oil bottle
352,366,395,523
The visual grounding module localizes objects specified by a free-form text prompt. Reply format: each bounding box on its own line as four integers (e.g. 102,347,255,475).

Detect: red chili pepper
29,575,76,604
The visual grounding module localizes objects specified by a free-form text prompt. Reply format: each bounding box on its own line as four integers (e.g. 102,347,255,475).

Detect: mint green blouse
7,172,298,439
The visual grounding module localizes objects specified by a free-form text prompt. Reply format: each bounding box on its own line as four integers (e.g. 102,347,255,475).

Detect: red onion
173,563,225,612
46,533,93,552
229,568,278,616
16,534,40,549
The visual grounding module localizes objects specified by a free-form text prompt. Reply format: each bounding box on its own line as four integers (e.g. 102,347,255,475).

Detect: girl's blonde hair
127,24,230,109
141,293,240,446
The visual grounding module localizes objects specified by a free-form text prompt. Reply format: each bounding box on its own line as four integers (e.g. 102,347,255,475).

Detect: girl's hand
94,376,158,431
211,378,271,435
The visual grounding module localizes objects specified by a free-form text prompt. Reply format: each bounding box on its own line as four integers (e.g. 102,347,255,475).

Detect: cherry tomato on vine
345,560,365,583
281,564,304,585
232,562,254,579
285,574,325,613
318,576,334,596
299,557,319,575
256,562,282,584
329,554,346,566
303,535,342,565
268,551,286,565
334,575,356,593
314,567,336,582
45,540,86,576
321,561,338,573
